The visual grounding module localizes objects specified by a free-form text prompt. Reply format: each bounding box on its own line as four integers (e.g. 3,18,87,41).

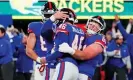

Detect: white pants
48,68,55,80
52,62,79,80
34,64,55,80
78,73,91,80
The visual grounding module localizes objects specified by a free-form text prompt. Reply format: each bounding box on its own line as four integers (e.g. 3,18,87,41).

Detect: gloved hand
59,43,75,55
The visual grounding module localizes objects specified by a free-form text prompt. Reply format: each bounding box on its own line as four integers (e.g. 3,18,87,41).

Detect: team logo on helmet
41,2,58,21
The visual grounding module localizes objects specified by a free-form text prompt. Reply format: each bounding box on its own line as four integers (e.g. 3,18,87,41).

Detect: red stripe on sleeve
27,29,33,33
95,40,106,48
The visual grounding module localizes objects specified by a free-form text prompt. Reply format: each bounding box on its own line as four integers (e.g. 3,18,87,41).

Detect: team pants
78,73,91,80
34,64,55,80
92,67,101,80
15,72,32,80
52,61,79,80
1,61,14,80
105,65,126,80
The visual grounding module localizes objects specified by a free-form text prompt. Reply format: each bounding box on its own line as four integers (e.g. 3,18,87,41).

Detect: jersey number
72,34,84,50
40,36,47,51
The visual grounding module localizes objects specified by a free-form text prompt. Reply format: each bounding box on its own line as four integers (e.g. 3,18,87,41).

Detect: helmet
86,16,106,35
41,2,58,21
58,8,78,24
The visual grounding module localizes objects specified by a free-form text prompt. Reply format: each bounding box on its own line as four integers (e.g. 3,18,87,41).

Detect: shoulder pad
28,22,43,36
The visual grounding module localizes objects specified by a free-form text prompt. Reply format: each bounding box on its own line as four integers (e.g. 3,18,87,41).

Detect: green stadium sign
0,0,133,19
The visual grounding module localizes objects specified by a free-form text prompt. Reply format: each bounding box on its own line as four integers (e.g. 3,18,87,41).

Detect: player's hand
115,15,120,21
59,43,75,55
40,57,46,64
53,11,68,20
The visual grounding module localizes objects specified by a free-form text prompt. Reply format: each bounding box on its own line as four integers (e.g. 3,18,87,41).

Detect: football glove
59,43,75,55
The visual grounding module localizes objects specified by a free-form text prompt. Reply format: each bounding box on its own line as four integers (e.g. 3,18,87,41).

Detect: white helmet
86,16,106,35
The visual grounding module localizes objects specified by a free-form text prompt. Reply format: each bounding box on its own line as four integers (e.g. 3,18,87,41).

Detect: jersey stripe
45,66,50,80
27,29,33,33
95,40,106,48
57,62,65,80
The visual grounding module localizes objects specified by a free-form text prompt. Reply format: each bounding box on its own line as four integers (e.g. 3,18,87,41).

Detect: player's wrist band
50,15,56,22
36,57,41,63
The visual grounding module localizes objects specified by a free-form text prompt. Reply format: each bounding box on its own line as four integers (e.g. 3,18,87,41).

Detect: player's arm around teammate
59,16,106,60
59,16,106,80
41,11,68,33
59,40,104,60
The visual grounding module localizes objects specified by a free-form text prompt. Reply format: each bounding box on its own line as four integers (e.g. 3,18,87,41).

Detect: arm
45,31,69,62
112,27,117,38
126,23,132,33
41,16,55,42
72,43,103,60
106,51,116,56
41,17,54,34
106,50,121,58
112,22,117,38
100,55,108,66
121,46,131,71
41,11,68,37
122,56,131,69
46,51,63,62
26,33,39,62
117,21,128,39
126,56,132,70
59,36,106,60
126,18,133,33
115,15,129,39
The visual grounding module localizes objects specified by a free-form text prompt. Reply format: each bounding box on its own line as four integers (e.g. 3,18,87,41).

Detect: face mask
86,22,101,35
87,29,97,35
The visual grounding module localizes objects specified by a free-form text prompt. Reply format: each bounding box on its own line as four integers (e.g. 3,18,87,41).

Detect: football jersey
78,34,106,79
28,22,51,57
0,36,13,64
53,23,85,66
107,42,129,68
41,19,57,43
41,19,62,68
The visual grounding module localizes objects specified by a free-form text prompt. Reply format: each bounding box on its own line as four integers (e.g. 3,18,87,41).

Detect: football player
41,8,85,80
40,3,68,80
26,2,58,80
59,16,106,80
